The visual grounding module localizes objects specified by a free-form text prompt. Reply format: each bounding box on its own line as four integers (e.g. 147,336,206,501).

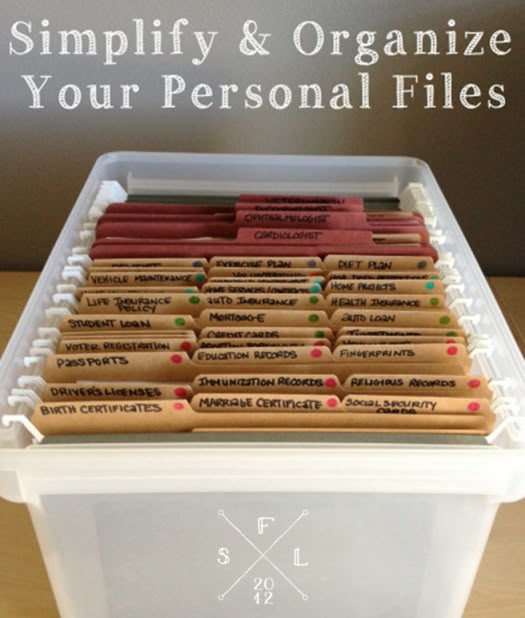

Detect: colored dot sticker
326,398,338,408
189,296,200,304
439,316,451,325
309,296,319,304
430,298,440,306
170,354,183,364
468,379,481,389
324,378,337,388
446,338,456,343
467,402,481,412
174,317,186,327
417,260,427,269
173,402,185,411
308,314,319,323
174,387,187,398
195,273,206,282
184,288,194,294
446,345,458,356
315,330,325,338
425,281,435,290
310,348,323,358
192,260,203,267
310,284,321,293
446,331,458,337
429,275,439,279
314,340,325,346
307,260,317,268
180,341,192,352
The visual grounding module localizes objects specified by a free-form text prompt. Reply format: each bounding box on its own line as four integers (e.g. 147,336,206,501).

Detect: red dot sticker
446,338,456,343
314,340,325,346
174,387,187,397
446,346,458,356
173,402,185,411
468,379,481,389
170,354,183,364
324,378,337,388
310,348,323,358
180,341,192,352
467,402,480,412
326,398,338,408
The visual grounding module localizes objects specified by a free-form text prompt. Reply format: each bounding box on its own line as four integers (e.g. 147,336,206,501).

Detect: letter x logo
218,509,309,601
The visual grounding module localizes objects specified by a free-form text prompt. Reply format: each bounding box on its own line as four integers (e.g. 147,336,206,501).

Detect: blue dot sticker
310,284,321,293
307,259,317,268
192,261,202,267
417,260,427,269
425,281,435,290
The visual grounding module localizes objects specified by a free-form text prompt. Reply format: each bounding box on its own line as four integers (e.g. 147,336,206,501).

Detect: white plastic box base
1,153,524,618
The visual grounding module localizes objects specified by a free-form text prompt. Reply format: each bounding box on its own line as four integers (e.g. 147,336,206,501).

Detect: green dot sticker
195,273,205,282
310,284,321,293
308,314,319,323
439,315,451,325
425,281,435,290
446,331,458,337
430,297,440,306
189,296,200,305
429,275,439,279
315,330,325,338
309,296,319,304
174,317,186,327
184,288,194,294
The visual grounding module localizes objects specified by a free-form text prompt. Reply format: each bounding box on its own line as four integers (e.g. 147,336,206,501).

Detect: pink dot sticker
180,341,192,352
468,379,481,389
326,398,338,408
174,387,187,398
310,348,323,358
170,354,183,364
324,378,337,388
446,346,458,356
173,402,185,411
467,402,481,412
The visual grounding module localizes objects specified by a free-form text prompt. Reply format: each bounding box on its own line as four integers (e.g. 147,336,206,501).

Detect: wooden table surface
0,272,524,617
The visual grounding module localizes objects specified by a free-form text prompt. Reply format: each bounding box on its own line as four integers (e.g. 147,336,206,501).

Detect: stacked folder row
30,194,495,436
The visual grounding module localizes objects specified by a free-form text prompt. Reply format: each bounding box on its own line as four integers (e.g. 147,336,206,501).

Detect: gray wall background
1,0,523,274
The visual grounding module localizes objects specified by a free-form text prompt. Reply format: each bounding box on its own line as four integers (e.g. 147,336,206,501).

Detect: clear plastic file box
0,152,524,618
